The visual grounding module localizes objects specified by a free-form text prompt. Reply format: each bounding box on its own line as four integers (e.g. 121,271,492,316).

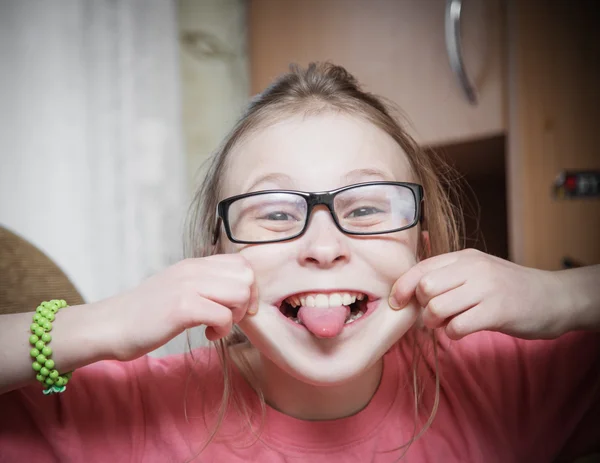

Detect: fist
104,254,257,361
389,249,568,340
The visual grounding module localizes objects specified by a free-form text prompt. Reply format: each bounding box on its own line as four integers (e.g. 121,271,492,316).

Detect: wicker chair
0,225,84,314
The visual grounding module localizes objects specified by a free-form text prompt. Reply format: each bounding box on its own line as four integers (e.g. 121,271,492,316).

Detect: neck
241,347,383,421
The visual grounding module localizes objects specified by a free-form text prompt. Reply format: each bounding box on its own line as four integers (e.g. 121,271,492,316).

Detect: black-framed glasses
213,181,424,245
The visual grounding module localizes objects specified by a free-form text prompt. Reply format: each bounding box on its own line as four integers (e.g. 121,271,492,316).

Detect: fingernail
246,300,258,316
388,294,403,310
248,285,259,315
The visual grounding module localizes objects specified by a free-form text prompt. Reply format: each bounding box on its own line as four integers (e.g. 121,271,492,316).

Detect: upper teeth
285,292,365,309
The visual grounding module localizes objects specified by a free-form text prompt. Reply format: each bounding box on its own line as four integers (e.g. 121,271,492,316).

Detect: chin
237,299,419,386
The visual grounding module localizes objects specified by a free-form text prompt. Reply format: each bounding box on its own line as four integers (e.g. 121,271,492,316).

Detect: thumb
388,264,424,310
388,253,457,310
389,271,418,310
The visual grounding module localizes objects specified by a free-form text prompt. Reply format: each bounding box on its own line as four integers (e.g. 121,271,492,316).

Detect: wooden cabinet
248,0,505,147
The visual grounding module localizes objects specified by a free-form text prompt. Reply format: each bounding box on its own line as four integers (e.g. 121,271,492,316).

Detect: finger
182,297,233,336
414,263,470,309
444,303,492,340
205,326,226,342
206,317,232,339
422,283,481,329
187,258,255,319
193,276,253,316
389,252,460,309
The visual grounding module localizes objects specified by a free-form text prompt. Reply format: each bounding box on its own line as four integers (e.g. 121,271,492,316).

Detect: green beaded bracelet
29,300,73,395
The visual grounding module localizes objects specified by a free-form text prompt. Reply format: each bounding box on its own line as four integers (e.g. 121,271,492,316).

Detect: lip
271,289,382,333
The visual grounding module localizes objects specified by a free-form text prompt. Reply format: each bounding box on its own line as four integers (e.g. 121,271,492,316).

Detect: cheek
356,231,419,282
237,243,293,275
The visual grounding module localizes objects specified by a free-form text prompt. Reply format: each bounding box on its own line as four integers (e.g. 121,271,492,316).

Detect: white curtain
0,0,187,307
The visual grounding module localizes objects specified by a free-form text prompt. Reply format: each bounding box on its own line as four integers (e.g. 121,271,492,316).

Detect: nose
297,207,350,269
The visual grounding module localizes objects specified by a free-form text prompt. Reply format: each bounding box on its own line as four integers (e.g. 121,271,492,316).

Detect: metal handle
445,0,478,105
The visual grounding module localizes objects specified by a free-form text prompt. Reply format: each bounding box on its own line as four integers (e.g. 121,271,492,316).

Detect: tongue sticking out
297,305,350,338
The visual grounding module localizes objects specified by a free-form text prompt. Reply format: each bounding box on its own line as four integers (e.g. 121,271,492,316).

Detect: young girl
1,63,599,463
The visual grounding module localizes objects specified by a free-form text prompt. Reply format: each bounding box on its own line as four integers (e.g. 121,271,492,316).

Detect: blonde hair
184,62,463,457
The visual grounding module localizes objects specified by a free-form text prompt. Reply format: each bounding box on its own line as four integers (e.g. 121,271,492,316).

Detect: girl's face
221,112,421,385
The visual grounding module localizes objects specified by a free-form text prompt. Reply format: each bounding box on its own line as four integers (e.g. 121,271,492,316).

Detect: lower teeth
345,311,364,324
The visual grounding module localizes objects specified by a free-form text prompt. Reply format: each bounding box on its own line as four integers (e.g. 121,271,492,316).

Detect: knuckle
418,277,435,297
474,258,493,274
447,318,469,339
218,309,234,326
237,254,252,267
234,259,255,284
240,266,255,285
234,284,252,303
203,303,232,328
464,248,480,258
219,254,254,283
427,298,443,318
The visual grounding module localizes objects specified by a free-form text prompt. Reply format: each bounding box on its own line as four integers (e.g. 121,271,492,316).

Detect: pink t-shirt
1,330,599,462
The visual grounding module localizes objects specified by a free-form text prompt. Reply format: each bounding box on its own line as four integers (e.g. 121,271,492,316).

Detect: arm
0,302,115,395
0,255,257,395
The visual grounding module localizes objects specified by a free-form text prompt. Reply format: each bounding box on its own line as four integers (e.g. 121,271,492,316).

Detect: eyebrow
343,168,395,184
244,168,395,194
244,173,295,193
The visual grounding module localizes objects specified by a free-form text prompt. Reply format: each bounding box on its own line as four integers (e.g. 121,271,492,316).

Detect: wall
178,0,250,192
0,1,186,307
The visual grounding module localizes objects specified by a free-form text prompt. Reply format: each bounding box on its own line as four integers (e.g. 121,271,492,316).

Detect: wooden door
507,0,600,269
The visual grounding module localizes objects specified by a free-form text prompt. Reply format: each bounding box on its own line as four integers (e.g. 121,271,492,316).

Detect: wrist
537,270,573,336
50,301,117,371
82,300,122,362
553,266,600,333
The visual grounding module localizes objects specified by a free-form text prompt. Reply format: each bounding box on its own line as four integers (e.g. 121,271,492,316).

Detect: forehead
223,113,413,197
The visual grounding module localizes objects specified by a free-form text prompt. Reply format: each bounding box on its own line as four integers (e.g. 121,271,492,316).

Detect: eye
262,211,298,221
346,206,383,218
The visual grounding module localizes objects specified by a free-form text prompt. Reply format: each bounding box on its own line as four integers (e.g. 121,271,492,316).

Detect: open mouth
278,291,371,326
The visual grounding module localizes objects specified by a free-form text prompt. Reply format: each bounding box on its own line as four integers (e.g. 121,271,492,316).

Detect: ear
418,230,431,261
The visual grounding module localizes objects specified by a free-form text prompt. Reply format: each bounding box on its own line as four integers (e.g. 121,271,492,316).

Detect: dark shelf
425,135,508,259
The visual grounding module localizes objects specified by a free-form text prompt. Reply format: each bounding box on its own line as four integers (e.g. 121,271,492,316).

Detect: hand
98,254,257,361
388,249,571,340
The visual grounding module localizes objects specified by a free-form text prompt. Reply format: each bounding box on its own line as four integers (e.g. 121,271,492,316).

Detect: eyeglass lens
227,184,417,242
